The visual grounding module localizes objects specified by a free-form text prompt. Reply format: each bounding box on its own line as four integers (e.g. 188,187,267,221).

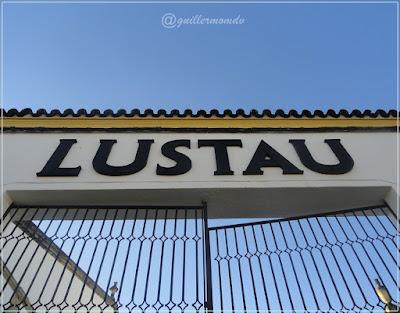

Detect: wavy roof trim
1,108,398,118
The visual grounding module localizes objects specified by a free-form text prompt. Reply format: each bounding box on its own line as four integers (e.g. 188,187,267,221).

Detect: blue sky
2,1,398,112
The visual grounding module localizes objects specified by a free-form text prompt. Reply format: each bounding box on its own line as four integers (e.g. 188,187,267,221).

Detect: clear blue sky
2,1,398,112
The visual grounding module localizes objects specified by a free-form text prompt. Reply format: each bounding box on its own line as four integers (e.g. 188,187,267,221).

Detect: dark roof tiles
2,108,398,118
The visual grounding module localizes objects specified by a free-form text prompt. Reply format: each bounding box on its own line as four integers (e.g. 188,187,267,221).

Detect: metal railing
1,204,399,313
209,205,400,312
1,205,209,313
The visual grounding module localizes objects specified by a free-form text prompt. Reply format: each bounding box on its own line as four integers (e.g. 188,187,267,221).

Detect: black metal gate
1,204,399,312
209,205,400,312
1,205,211,312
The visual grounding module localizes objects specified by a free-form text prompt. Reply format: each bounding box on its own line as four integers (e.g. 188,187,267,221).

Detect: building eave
2,108,398,130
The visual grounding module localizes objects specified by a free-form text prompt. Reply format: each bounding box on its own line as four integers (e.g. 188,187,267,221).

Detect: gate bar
202,201,214,312
209,203,386,230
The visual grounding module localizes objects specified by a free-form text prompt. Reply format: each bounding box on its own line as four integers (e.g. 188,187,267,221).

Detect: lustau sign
37,138,354,177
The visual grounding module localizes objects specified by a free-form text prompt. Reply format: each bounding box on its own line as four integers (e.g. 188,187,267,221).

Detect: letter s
157,140,192,175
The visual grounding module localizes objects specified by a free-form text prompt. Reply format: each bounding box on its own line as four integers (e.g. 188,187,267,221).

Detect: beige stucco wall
2,131,399,218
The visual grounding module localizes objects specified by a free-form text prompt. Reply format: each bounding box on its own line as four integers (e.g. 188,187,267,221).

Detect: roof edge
2,108,399,118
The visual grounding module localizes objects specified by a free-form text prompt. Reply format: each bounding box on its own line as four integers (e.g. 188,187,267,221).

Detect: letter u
93,139,154,176
289,139,354,174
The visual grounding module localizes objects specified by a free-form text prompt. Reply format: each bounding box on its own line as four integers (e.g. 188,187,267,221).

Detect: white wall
2,131,398,218
1,221,115,313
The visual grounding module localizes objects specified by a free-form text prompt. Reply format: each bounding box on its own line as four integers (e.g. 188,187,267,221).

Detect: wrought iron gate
209,205,400,312
1,205,211,312
1,204,399,312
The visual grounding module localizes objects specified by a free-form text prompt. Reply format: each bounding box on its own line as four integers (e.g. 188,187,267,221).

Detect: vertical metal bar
58,208,90,306
360,210,398,264
89,208,120,306
117,208,139,306
202,202,214,312
102,208,129,309
260,224,283,311
341,213,397,287
194,209,201,312
214,229,223,310
32,209,68,305
369,209,399,265
223,228,236,312
6,207,56,309
374,208,398,234
1,206,22,237
180,209,188,309
65,208,98,308
2,207,48,299
286,220,319,310
269,223,294,311
325,215,370,307
276,222,306,311
304,217,345,309
295,219,334,309
1,208,39,277
232,226,247,311
167,208,178,310
21,208,69,306
241,226,260,311
0,203,17,228
311,216,352,310
77,208,108,306
37,208,81,308
141,209,159,309
130,209,149,307
154,209,168,309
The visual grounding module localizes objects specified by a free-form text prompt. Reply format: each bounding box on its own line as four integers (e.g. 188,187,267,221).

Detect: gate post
202,201,214,312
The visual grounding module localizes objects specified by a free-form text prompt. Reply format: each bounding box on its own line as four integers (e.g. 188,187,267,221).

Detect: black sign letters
37,138,354,177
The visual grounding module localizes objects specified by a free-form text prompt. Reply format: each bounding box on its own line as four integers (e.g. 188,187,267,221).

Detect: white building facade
1,108,399,313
